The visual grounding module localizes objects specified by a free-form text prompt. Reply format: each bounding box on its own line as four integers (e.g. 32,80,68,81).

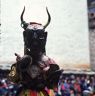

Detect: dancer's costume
9,6,63,96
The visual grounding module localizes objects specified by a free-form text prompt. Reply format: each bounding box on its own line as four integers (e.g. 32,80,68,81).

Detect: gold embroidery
9,66,16,77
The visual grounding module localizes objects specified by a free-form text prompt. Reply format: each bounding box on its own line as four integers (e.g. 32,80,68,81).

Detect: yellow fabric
38,92,45,96
19,89,30,96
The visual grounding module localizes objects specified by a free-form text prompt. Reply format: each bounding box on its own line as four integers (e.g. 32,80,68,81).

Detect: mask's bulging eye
39,37,44,39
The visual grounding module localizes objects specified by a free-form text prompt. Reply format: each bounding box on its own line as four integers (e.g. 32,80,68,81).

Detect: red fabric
30,90,37,96
74,83,81,92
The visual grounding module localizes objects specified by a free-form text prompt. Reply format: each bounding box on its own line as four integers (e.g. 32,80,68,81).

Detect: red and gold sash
19,89,50,96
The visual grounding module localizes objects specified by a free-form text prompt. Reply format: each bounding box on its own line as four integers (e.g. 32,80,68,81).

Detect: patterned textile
19,89,49,96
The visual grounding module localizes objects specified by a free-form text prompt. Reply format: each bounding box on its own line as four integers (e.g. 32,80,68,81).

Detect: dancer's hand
15,53,21,61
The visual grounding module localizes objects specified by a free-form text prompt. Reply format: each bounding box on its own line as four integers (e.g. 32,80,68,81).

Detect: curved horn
21,6,25,23
43,7,51,29
20,6,28,29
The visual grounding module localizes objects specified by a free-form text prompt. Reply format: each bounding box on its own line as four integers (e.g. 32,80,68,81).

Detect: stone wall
88,0,95,71
89,29,95,71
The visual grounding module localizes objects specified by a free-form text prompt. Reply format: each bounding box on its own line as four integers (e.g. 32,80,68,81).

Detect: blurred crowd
0,70,95,96
0,78,19,96
55,74,95,96
0,69,19,96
